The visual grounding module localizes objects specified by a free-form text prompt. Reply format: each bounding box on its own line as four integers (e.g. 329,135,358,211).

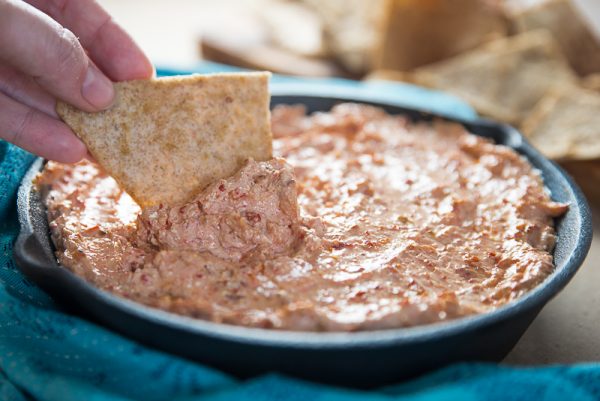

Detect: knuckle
48,27,86,79
48,0,69,15
11,107,36,147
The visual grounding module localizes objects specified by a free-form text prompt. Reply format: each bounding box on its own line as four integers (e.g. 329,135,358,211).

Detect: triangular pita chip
57,72,272,207
375,0,507,72
522,85,600,160
510,0,600,76
297,0,389,73
407,30,576,125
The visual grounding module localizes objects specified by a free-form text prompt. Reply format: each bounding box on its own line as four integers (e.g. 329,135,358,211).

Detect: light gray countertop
505,207,599,364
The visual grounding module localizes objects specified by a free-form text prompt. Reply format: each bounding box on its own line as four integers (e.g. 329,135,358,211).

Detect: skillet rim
13,90,593,350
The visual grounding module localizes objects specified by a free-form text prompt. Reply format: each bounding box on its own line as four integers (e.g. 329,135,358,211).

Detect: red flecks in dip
38,104,568,331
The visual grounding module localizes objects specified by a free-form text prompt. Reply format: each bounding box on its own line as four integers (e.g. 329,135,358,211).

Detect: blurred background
98,0,600,77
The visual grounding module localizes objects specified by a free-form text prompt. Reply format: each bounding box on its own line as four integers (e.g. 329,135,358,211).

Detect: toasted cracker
510,0,600,76
522,85,600,160
297,0,390,73
374,0,508,72
582,74,600,91
57,72,272,207
408,30,576,125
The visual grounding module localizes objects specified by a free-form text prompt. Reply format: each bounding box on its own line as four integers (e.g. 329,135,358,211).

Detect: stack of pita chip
522,86,600,160
506,0,600,186
366,0,600,204
508,0,600,76
199,5,344,78
398,30,576,125
374,0,508,72
295,0,508,75
521,84,600,203
296,0,390,74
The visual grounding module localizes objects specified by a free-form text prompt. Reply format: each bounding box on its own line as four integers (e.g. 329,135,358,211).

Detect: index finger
26,0,154,82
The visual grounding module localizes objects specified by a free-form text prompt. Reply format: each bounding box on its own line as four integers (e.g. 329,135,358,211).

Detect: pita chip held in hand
57,72,273,207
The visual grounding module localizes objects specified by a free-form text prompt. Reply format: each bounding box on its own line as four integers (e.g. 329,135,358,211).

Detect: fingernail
81,64,114,109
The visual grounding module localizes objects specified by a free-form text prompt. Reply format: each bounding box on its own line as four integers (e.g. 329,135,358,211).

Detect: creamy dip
38,104,567,331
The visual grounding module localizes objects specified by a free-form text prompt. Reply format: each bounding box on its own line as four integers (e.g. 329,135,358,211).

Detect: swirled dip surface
39,104,567,331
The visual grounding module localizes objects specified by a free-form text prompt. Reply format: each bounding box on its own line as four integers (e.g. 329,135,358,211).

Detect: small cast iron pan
14,90,593,388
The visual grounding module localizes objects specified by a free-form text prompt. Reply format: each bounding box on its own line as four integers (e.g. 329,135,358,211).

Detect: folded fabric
1,69,598,401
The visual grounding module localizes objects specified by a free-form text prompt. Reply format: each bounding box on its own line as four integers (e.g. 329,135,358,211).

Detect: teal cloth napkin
1,67,599,401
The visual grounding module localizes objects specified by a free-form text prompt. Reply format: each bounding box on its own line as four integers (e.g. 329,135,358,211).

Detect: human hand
0,0,153,163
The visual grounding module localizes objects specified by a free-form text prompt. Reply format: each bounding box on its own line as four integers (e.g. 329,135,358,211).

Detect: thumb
0,0,114,112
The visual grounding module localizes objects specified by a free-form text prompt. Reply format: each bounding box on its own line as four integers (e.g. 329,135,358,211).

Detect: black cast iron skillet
14,90,593,388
